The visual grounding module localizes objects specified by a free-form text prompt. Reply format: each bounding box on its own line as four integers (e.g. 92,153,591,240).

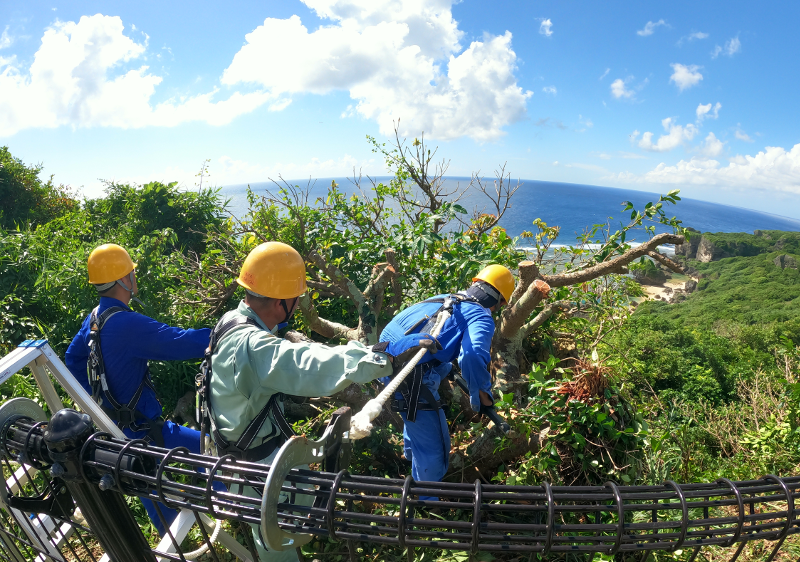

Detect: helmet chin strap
279,297,298,325
117,270,145,308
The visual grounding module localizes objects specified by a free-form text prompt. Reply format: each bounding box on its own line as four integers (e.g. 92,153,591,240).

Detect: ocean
220,178,800,244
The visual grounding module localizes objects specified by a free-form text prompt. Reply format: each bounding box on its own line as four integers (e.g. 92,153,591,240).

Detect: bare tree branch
541,233,684,288
647,250,686,274
306,279,349,299
521,301,574,338
459,164,523,236
298,294,358,340
307,250,368,310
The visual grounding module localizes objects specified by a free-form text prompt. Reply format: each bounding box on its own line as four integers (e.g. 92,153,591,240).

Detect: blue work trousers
400,408,451,501
134,420,224,536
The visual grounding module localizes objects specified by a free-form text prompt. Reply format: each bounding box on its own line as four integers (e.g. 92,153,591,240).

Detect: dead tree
491,233,685,391
298,249,397,344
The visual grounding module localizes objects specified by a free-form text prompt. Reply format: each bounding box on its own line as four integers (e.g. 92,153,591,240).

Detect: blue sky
1,1,799,218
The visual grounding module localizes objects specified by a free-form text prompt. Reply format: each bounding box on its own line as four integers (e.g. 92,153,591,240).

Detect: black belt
391,398,443,413
395,363,445,422
218,433,285,463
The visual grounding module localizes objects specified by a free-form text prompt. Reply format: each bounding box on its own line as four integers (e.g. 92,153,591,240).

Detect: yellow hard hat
87,244,136,285
473,264,515,303
238,242,307,299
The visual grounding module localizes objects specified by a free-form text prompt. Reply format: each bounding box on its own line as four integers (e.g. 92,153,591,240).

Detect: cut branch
499,279,551,339
384,248,403,317
647,250,686,275
298,294,358,341
364,263,395,300
541,233,684,287
520,301,573,338
307,249,367,310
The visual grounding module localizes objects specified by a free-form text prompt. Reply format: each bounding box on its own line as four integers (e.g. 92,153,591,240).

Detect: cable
349,307,451,439
182,517,222,560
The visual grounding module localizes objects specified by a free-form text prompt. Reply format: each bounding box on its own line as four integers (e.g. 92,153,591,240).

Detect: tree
0,147,77,229
179,128,687,482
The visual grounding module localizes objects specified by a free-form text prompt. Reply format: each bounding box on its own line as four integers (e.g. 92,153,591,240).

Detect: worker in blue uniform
379,265,515,495
65,243,213,536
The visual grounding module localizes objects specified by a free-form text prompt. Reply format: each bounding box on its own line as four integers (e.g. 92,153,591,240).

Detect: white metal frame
0,340,252,562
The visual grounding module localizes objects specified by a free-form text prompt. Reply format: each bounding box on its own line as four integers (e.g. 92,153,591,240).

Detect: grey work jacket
210,300,391,447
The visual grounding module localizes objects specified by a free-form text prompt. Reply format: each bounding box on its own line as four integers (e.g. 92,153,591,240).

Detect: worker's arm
64,317,92,394
457,310,496,412
122,313,211,361
247,332,393,397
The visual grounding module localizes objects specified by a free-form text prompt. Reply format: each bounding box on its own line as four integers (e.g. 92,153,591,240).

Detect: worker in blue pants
65,243,218,536
379,265,515,499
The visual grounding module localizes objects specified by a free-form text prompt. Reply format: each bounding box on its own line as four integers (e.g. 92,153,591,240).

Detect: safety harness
87,306,165,446
195,314,296,462
390,294,483,422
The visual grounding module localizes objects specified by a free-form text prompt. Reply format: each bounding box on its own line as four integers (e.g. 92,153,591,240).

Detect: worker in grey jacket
208,241,438,561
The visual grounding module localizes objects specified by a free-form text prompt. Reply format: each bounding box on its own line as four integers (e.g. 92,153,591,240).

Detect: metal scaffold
0,340,799,561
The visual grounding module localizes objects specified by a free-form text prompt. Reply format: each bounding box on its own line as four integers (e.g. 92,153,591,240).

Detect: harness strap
393,294,481,419
392,364,445,421
202,314,297,461
88,306,161,438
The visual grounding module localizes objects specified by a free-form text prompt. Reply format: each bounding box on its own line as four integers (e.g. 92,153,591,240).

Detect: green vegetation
603,229,800,487
1,143,799,561
0,146,78,229
657,253,800,334
701,230,800,258
0,154,226,412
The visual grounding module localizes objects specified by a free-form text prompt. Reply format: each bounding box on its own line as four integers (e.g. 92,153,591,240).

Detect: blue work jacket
380,294,495,412
65,297,211,420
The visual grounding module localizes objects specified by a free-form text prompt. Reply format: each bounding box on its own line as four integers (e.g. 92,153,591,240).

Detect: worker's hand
372,334,442,367
479,390,494,407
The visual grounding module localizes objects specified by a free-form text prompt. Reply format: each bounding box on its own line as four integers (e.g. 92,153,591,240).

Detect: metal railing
3,411,800,561
1,341,799,561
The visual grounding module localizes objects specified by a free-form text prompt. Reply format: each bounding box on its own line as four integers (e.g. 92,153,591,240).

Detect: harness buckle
115,407,135,428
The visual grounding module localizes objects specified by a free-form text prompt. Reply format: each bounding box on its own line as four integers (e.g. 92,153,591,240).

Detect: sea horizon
219,177,800,242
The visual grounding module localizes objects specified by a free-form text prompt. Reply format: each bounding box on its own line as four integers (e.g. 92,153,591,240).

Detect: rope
349,308,451,439
183,516,222,560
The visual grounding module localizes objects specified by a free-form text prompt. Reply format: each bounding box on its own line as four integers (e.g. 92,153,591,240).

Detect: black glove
372,334,442,369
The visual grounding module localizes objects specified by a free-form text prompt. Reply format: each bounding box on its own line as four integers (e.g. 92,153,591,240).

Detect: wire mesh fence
1,410,799,562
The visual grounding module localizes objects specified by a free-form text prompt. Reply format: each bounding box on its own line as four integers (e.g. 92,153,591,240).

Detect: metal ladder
0,339,253,562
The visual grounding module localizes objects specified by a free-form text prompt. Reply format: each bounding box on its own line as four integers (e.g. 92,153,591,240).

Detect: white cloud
637,19,667,37
0,15,273,137
678,31,709,45
599,68,610,80
712,36,741,58
216,153,367,184
542,86,557,95
669,63,703,92
609,144,800,195
700,132,725,157
539,19,553,37
735,128,753,142
611,77,635,99
0,26,12,49
101,153,374,195
565,162,609,173
222,2,532,141
696,101,721,123
620,151,647,159
268,98,292,112
637,117,699,152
